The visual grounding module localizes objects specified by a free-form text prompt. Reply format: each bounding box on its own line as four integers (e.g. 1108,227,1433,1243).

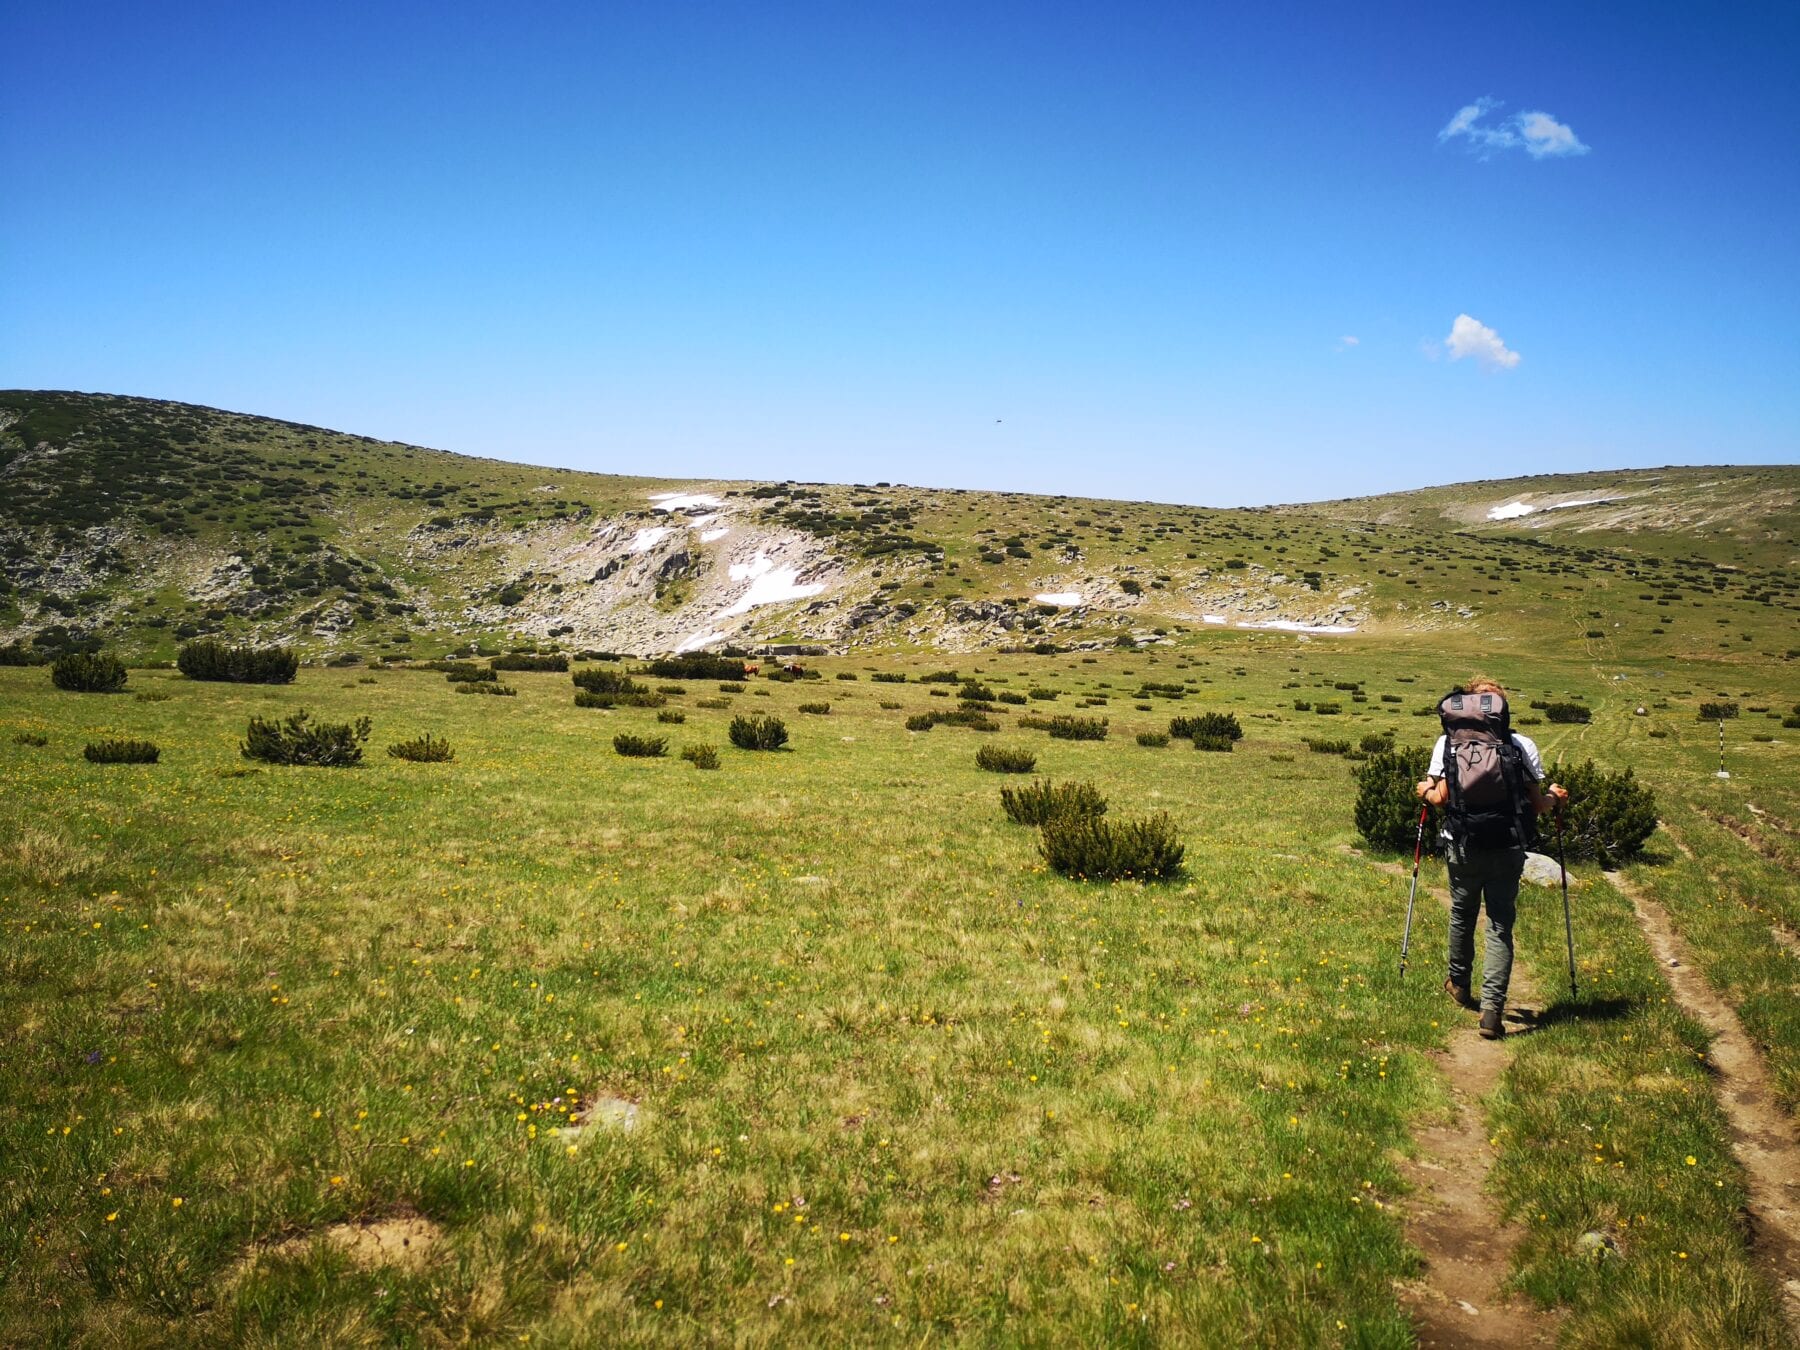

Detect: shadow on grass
1529,995,1636,1030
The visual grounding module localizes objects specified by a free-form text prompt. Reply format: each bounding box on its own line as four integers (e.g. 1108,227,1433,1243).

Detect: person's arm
1415,775,1449,806
1528,780,1569,814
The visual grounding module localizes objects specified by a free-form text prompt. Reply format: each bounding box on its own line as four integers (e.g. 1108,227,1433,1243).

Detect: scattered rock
1521,853,1565,888
1576,1230,1620,1259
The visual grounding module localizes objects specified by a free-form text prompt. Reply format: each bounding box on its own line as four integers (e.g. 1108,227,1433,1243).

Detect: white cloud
1444,314,1521,370
1335,335,1360,352
1439,99,1588,159
1515,110,1588,158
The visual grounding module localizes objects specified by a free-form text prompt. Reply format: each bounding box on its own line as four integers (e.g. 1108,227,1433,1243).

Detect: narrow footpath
1360,851,1559,1347
1608,868,1800,1336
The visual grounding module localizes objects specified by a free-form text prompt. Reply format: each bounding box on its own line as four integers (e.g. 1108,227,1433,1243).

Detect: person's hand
1549,783,1569,806
1415,779,1432,800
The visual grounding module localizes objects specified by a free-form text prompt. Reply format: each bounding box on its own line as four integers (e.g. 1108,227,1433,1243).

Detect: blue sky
4,1,1796,505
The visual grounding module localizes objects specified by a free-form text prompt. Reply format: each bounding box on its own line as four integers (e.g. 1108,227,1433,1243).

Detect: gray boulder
1522,852,1565,887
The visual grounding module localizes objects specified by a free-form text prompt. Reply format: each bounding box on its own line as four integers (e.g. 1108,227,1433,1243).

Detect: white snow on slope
676,629,728,653
1487,496,1616,521
649,492,725,512
1202,615,1228,625
1034,592,1083,606
1236,619,1359,634
700,527,730,543
629,526,672,553
721,555,824,616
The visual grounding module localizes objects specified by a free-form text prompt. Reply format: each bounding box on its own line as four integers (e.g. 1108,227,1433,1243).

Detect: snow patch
1487,501,1536,520
1201,614,1228,625
1034,592,1083,606
1236,619,1359,634
629,527,672,554
700,527,730,543
676,629,728,654
721,555,825,616
1488,496,1616,521
649,492,725,512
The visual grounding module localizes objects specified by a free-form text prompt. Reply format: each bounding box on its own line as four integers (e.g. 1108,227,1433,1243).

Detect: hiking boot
1444,978,1476,1010
1478,1006,1506,1040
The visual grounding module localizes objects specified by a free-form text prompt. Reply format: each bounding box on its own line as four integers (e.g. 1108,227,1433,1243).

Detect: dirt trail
1360,851,1560,1347
1607,869,1800,1335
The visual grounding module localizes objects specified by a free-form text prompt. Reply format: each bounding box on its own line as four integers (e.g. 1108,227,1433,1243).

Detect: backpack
1437,688,1535,850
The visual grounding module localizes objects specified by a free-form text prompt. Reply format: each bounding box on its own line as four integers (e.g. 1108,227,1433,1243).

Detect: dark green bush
909,709,1000,732
906,714,935,731
797,702,831,715
997,691,1028,705
1359,732,1395,753
1547,760,1658,868
975,744,1037,773
919,670,961,684
574,689,663,709
1698,701,1739,721
242,710,372,767
1040,812,1184,881
1352,745,1436,855
84,739,160,764
1312,702,1342,716
719,682,747,694
696,697,731,710
458,682,517,696
1170,712,1242,742
1028,688,1060,701
388,733,454,762
835,672,858,681
614,733,668,758
1044,715,1108,741
490,653,568,672
1000,778,1107,826
135,691,171,702
14,732,48,747
574,668,647,695
446,666,498,684
1292,700,1312,711
1544,703,1592,724
51,652,127,693
959,681,997,703
1305,737,1351,754
177,640,298,684
647,654,749,681
871,672,906,684
655,685,687,696
729,715,789,750
1136,731,1170,748
1193,734,1234,752
681,743,720,769
657,710,687,724
0,644,48,666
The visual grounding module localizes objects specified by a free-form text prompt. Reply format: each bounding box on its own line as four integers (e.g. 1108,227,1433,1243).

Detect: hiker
1415,677,1568,1040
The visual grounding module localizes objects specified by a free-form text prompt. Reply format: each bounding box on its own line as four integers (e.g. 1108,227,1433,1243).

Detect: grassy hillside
4,391,1795,665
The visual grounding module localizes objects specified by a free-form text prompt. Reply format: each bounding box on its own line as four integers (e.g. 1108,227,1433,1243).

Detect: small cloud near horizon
1335,335,1359,352
1439,98,1588,159
1444,313,1521,370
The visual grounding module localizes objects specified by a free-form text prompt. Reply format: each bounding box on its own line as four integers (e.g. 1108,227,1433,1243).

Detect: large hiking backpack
1437,688,1535,850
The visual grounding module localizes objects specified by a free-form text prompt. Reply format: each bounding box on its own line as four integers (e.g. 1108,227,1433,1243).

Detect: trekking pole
1555,801,1577,997
1399,803,1428,977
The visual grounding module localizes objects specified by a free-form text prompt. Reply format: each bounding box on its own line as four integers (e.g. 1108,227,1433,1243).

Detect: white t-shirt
1427,732,1543,782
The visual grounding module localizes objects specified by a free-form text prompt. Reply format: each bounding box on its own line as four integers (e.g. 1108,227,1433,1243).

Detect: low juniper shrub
575,690,663,709
655,685,687,696
14,732,48,747
51,652,127,693
1137,731,1170,748
657,710,687,724
84,739,160,764
1312,702,1342,716
797,702,831,715
729,715,789,750
573,669,646,695
647,654,750,681
459,682,517,696
242,710,372,767
135,691,172,702
681,743,721,769
1548,759,1658,867
835,671,858,681
1292,700,1313,711
388,733,454,762
719,682,747,694
1000,778,1107,826
1170,712,1242,742
1352,745,1436,855
1192,734,1234,752
446,666,498,684
1544,703,1592,724
178,639,299,683
1044,715,1108,741
1040,811,1184,881
1304,737,1351,754
1698,701,1739,721
490,653,568,672
1027,688,1060,701
975,744,1037,773
614,733,668,758
871,672,906,683
1359,732,1395,753
879,700,902,710
695,697,731,710
997,691,1028,705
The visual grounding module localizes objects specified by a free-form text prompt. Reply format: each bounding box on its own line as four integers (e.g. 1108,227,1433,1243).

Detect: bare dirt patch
1608,870,1800,1335
252,1210,444,1272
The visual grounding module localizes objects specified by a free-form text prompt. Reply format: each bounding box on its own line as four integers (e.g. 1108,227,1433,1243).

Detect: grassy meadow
3,636,1798,1346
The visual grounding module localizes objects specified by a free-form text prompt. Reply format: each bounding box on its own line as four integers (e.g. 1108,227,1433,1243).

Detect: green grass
2,635,1797,1343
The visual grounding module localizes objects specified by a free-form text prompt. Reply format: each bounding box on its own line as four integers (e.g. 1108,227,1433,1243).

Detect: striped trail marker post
1715,718,1731,779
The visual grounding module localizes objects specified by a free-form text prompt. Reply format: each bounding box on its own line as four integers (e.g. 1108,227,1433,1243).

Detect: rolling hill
3,390,1795,664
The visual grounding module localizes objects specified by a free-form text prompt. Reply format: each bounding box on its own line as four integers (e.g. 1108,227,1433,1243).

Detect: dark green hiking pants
1445,840,1524,1012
